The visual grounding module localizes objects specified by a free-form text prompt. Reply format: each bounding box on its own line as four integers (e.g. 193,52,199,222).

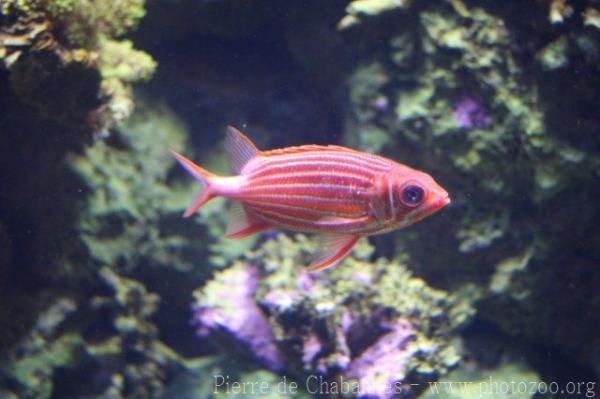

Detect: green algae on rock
69,100,256,272
0,298,79,399
1,0,155,134
192,234,474,395
338,0,413,30
0,266,186,399
1,0,146,47
69,101,200,271
340,0,600,376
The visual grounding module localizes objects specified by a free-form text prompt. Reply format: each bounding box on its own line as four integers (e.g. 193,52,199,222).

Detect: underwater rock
192,235,474,397
338,0,412,30
345,318,416,398
0,0,155,135
1,0,146,47
341,0,600,376
0,265,185,399
1,11,104,131
0,297,79,398
86,267,185,399
549,0,573,24
191,264,285,371
452,96,490,129
70,100,200,272
536,36,569,70
583,6,600,29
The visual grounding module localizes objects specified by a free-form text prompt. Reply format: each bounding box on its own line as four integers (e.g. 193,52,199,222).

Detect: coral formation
69,101,198,271
0,267,183,399
0,0,155,134
338,0,412,30
191,264,285,371
192,235,474,396
341,0,600,376
1,0,145,47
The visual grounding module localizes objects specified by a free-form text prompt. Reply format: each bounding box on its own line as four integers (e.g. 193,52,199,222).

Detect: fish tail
171,150,218,217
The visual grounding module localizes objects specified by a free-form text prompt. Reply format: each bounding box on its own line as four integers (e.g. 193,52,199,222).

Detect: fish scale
241,156,377,226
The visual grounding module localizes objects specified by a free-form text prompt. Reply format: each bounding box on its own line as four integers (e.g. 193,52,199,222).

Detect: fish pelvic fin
307,234,360,272
225,126,260,173
171,150,217,217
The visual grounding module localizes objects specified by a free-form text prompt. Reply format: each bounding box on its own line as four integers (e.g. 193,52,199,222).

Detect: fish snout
429,184,450,208
420,186,450,219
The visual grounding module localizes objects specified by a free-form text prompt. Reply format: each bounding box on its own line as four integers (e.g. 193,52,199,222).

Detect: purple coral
301,309,417,398
346,319,416,398
191,265,284,371
193,263,422,398
452,95,491,129
302,333,323,366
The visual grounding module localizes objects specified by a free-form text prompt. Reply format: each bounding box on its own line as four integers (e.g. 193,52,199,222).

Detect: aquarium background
1,0,599,398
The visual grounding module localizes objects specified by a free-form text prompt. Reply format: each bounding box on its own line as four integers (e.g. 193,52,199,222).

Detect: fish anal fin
226,202,271,238
307,234,360,272
225,126,260,173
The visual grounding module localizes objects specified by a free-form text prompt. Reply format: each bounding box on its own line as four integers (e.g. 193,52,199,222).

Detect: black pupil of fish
402,185,424,205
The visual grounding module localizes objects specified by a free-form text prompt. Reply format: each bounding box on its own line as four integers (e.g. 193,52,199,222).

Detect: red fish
172,127,450,271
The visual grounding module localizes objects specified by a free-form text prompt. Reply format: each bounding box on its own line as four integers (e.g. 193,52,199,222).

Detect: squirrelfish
172,127,450,271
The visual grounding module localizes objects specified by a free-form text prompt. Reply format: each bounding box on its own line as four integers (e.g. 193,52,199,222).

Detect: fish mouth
435,194,451,208
425,194,450,215
426,194,451,215
406,194,451,224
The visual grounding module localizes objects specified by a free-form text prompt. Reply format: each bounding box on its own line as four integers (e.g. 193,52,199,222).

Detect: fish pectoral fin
226,202,272,238
307,234,360,272
369,197,387,223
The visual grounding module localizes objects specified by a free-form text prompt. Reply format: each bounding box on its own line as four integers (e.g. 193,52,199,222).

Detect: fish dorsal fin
226,201,272,238
308,234,360,272
225,126,260,173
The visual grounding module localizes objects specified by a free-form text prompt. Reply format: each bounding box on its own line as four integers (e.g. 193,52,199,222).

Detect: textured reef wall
1,0,599,398
0,0,155,135
191,236,474,397
339,0,600,378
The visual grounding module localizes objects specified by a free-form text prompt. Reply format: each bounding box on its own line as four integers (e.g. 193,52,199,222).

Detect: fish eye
400,184,425,207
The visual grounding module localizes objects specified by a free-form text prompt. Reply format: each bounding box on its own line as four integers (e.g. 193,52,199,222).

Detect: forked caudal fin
170,150,217,217
171,126,258,218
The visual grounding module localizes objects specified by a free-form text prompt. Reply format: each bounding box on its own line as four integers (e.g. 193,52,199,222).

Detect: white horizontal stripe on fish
267,150,392,168
244,182,369,193
243,193,366,205
253,208,367,228
245,200,367,217
249,153,391,175
249,162,376,177
252,153,390,172
248,169,373,187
